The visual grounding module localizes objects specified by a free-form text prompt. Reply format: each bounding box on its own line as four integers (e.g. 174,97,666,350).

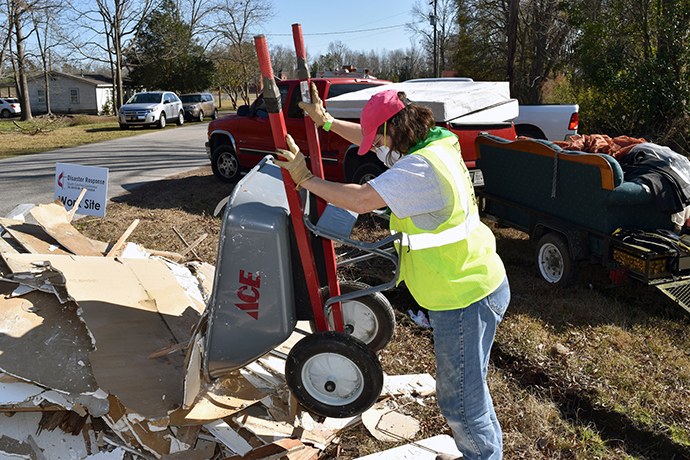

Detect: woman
276,84,510,460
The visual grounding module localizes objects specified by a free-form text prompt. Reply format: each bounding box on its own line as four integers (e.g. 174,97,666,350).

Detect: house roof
28,71,131,87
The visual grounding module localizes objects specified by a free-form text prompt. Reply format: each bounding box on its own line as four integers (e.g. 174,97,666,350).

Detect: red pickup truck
206,77,517,185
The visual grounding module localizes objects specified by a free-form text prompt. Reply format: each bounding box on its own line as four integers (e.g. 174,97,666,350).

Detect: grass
68,167,690,460
0,114,215,159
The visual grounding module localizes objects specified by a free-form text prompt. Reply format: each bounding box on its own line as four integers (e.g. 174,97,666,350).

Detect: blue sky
260,0,423,57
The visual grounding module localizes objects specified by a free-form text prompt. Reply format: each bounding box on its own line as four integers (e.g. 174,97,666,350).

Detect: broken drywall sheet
354,434,462,460
382,373,436,397
361,401,420,443
0,218,71,256
221,438,319,460
29,202,103,257
0,374,45,405
204,419,254,456
103,394,183,459
0,411,89,460
0,284,97,395
2,253,191,419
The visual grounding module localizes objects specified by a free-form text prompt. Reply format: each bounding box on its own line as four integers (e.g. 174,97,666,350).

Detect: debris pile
0,200,446,460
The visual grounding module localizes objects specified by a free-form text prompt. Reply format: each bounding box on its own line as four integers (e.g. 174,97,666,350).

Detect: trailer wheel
536,232,577,286
286,331,383,418
320,281,396,352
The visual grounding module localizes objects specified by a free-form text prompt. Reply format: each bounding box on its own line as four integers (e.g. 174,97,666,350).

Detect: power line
265,21,423,37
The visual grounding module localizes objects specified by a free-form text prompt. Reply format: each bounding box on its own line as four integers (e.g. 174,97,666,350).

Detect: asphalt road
0,123,210,217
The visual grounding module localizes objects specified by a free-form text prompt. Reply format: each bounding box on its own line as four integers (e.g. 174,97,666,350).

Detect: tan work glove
274,134,314,190
297,82,333,128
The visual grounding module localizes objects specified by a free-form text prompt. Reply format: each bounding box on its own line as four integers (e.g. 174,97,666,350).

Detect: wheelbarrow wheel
536,232,577,286
318,281,396,352
286,331,383,418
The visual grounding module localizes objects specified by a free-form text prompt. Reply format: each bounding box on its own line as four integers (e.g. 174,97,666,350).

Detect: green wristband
322,120,332,131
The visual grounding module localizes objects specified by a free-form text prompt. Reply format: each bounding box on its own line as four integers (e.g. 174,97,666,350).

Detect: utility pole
430,0,438,77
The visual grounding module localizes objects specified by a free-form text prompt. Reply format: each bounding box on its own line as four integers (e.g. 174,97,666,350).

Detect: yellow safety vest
390,135,506,311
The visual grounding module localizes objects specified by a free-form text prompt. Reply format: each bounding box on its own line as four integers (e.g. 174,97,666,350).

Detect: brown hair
377,91,435,155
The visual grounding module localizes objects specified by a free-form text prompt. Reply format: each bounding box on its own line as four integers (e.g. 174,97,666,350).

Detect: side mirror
237,105,250,116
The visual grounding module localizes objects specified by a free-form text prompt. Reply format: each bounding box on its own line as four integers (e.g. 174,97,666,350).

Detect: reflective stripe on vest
393,144,480,250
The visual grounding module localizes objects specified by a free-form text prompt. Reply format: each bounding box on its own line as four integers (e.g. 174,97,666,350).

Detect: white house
26,72,122,115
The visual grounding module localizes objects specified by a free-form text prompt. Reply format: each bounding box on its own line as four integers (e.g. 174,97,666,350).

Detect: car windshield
180,95,202,103
128,93,162,104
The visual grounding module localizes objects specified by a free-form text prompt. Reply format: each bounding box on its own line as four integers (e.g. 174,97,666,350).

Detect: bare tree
408,0,458,76
67,0,153,109
30,1,63,115
210,0,274,104
5,0,43,120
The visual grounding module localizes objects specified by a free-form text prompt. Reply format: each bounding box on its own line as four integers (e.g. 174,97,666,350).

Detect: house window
70,88,79,103
37,89,45,103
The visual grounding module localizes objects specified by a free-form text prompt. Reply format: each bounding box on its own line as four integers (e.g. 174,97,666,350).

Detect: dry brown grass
75,167,690,460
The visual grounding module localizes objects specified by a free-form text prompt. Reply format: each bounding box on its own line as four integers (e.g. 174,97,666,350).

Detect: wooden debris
179,233,208,258
106,219,140,257
67,188,88,222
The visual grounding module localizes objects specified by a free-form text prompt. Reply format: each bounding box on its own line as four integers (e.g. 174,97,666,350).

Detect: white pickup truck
513,104,579,141
407,78,579,142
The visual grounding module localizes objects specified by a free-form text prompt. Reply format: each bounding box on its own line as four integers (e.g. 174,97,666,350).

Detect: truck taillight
568,113,579,131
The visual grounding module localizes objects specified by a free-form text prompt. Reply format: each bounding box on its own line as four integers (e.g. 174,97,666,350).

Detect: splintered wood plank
0,218,71,255
3,254,186,419
0,284,97,395
29,201,102,256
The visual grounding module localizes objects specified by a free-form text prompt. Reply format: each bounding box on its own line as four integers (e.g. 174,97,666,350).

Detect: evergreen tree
126,0,214,93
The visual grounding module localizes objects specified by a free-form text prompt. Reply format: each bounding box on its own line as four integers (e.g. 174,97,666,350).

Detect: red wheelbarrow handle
254,34,331,332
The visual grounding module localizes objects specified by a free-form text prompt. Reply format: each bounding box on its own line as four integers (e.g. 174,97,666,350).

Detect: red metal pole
254,34,329,332
291,24,344,332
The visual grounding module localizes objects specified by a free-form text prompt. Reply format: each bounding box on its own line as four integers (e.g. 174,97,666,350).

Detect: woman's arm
300,177,386,214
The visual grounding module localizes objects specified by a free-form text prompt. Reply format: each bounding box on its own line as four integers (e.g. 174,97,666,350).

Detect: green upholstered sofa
475,134,674,235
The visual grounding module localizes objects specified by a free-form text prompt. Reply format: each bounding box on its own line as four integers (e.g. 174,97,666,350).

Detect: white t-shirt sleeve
369,155,449,220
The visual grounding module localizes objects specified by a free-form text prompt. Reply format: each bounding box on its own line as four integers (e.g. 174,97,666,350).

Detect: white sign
54,163,109,218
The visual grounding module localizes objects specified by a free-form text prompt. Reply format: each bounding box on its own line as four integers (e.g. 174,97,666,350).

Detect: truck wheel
197,111,204,122
286,331,383,418
211,145,242,183
176,110,185,125
157,113,166,129
212,108,218,120
536,232,577,286
319,281,396,352
352,162,384,184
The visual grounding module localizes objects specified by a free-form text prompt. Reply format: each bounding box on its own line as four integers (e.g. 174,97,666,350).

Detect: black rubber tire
157,113,166,129
119,123,129,130
286,331,383,418
1,109,10,118
211,145,242,183
176,110,185,125
198,111,204,122
211,108,218,120
319,281,395,352
535,232,577,286
515,125,546,140
351,162,385,184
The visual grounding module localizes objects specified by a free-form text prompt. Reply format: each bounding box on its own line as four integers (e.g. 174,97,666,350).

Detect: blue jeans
428,276,510,460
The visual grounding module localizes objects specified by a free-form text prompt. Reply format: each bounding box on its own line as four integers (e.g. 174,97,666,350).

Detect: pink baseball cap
357,89,406,156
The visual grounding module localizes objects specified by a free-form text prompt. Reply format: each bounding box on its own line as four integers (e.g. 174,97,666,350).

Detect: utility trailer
475,134,690,314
